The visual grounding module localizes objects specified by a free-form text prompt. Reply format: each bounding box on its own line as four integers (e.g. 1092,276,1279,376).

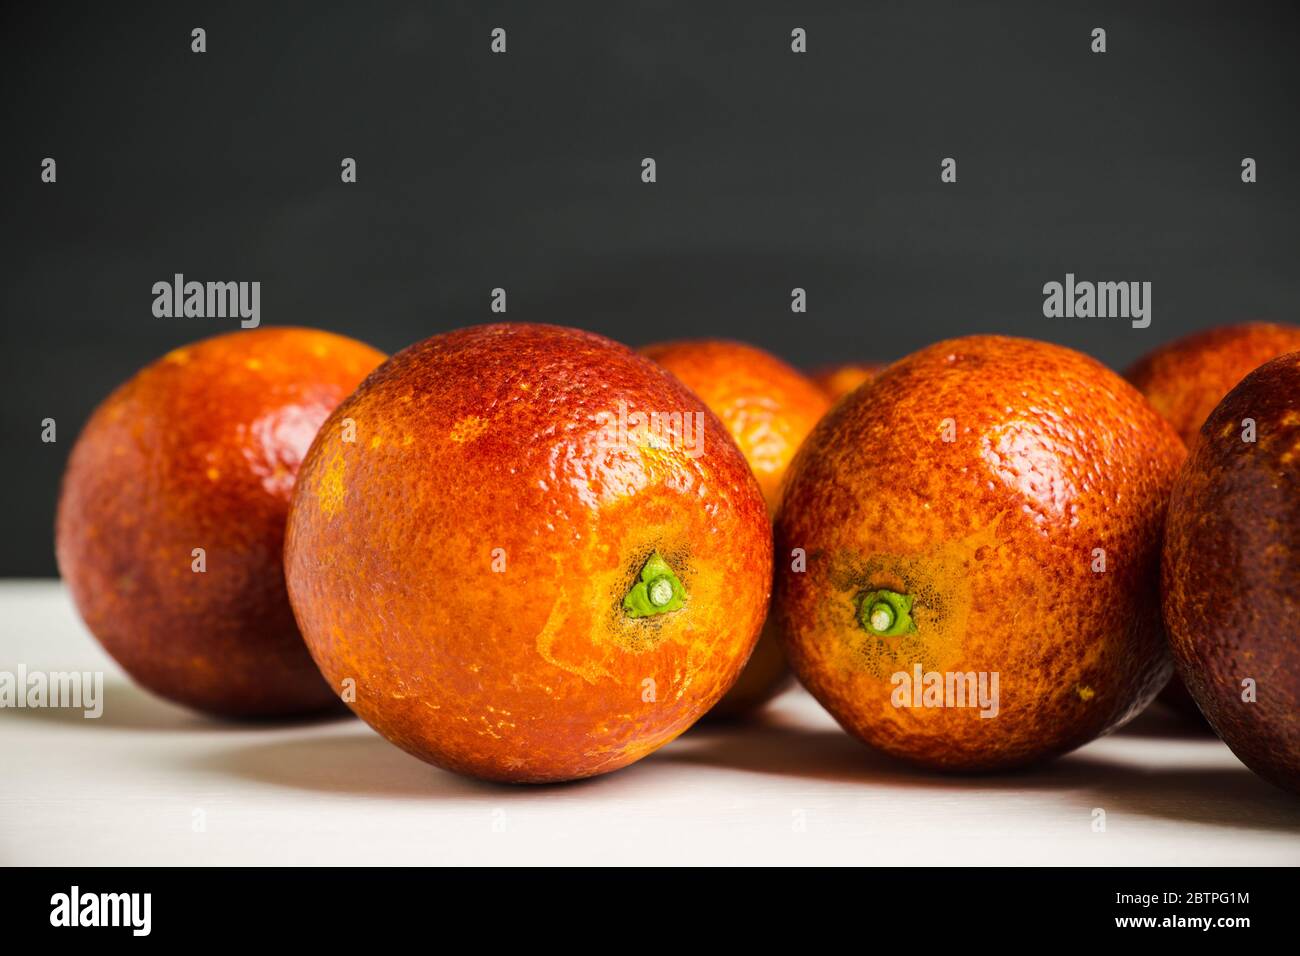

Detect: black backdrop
3,0,1298,575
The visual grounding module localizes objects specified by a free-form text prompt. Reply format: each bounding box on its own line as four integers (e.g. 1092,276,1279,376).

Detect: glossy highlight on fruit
640,339,831,716
775,335,1185,770
285,324,773,783
56,327,386,717
1162,352,1300,794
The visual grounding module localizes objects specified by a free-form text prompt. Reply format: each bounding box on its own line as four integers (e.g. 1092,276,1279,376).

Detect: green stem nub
857,588,916,637
624,551,686,618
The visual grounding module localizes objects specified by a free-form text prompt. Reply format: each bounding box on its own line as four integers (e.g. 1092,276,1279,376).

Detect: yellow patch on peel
1076,684,1095,701
533,524,711,689
205,467,221,482
533,583,614,685
605,519,727,699
317,454,348,518
245,359,263,371
835,516,1005,680
632,438,681,490
450,415,490,444
164,348,190,366
1279,433,1300,466
369,435,383,449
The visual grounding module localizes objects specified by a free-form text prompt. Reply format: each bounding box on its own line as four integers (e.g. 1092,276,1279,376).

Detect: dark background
3,1,1298,576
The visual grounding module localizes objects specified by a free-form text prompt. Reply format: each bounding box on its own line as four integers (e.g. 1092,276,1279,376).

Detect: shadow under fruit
1162,351,1300,795
55,327,386,717
284,323,773,783
775,335,1185,770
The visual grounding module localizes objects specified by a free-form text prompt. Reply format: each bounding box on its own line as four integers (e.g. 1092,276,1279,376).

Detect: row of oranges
54,321,1300,792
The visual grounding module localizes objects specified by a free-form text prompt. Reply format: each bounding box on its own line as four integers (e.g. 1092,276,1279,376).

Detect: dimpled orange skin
1162,353,1300,794
640,339,831,716
55,328,386,717
810,363,885,404
1126,321,1300,718
285,324,773,783
775,336,1185,770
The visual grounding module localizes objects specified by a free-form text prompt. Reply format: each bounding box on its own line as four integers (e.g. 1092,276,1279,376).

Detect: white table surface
2,580,1297,866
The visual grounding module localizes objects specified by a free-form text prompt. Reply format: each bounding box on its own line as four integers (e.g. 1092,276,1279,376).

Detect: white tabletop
2,580,1297,866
